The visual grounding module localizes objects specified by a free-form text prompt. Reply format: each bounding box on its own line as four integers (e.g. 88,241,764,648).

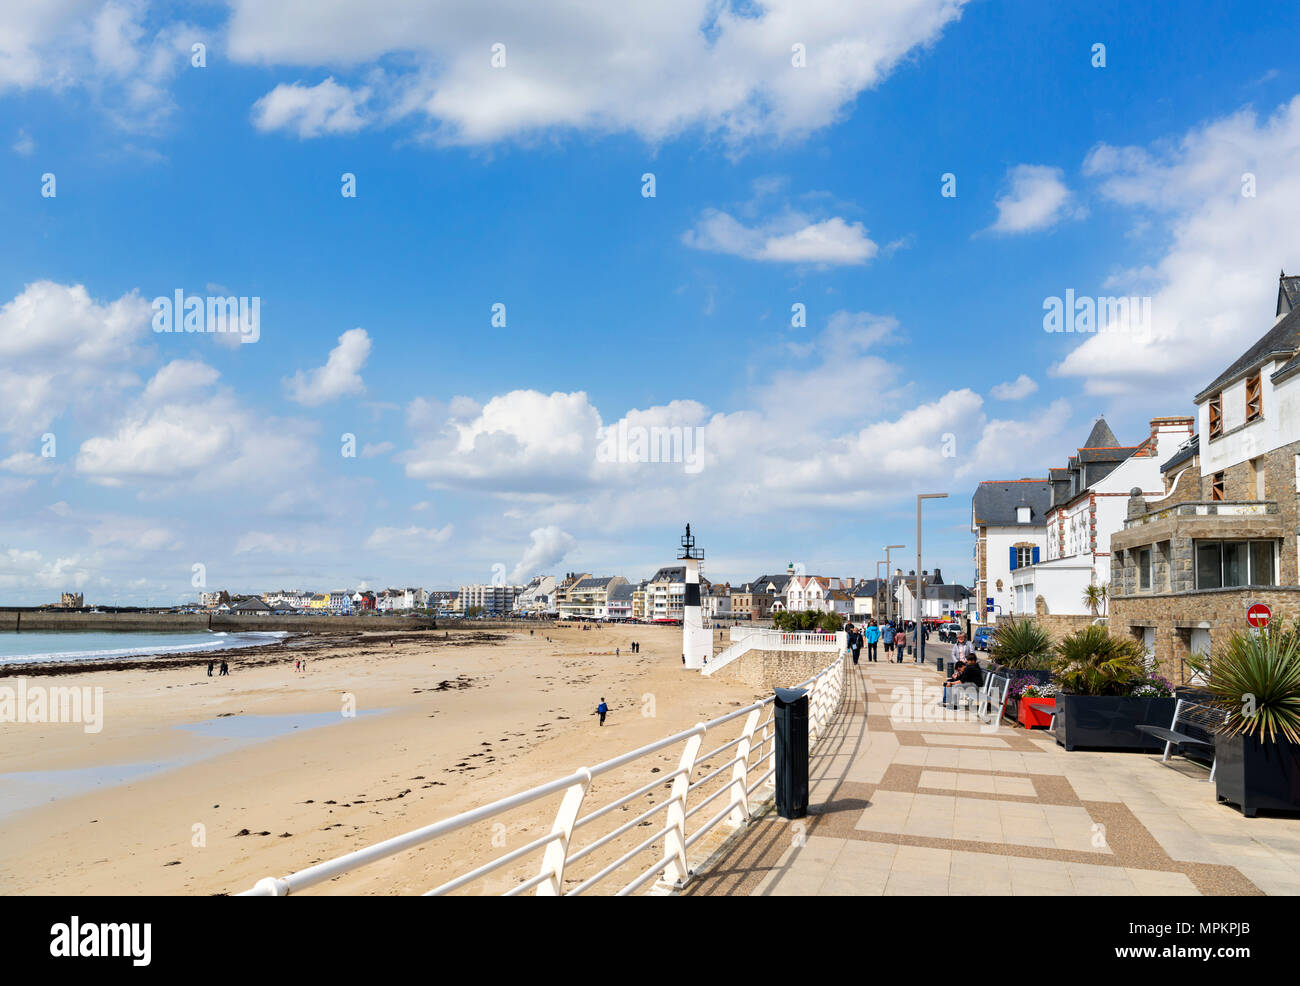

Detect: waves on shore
0,630,289,665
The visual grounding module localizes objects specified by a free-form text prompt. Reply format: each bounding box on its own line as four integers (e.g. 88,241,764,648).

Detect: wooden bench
1135,699,1227,782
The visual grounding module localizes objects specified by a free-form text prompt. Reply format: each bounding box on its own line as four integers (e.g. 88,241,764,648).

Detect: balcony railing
1125,500,1278,527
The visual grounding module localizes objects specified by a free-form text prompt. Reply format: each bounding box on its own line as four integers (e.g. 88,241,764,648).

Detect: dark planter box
1055,694,1176,752
1215,733,1300,817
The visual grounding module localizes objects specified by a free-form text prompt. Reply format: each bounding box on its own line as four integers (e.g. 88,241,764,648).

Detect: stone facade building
730,583,775,620
1110,272,1300,682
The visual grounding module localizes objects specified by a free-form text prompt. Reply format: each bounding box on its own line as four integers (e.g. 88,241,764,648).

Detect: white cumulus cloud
990,374,1038,400
283,327,371,406
251,77,371,138
986,164,1083,234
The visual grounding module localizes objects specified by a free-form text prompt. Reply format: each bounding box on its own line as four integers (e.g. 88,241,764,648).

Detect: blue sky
1,0,1298,603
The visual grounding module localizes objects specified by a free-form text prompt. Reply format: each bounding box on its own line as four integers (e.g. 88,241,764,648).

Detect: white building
971,479,1052,623
785,575,852,613
644,566,688,621
459,583,524,613
513,575,558,615
892,570,971,621
1013,416,1194,616
607,582,636,621
702,583,732,623
556,576,629,620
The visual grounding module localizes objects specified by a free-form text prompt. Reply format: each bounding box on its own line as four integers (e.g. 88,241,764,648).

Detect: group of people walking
844,620,928,665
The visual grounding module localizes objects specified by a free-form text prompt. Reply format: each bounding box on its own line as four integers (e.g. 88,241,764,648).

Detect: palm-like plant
990,618,1052,669
1053,625,1147,695
1082,583,1103,617
1098,582,1108,617
1187,624,1300,745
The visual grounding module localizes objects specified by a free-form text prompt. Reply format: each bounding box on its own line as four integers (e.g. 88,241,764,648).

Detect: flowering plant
1007,675,1037,700
1022,681,1057,698
1129,675,1174,698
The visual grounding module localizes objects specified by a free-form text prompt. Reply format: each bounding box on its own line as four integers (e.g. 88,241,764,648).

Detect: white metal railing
237,655,845,897
704,627,845,676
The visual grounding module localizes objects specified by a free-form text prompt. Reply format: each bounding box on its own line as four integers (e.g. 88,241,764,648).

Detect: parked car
973,626,994,651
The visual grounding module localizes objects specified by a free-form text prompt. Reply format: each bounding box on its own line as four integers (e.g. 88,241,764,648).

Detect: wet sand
0,623,759,895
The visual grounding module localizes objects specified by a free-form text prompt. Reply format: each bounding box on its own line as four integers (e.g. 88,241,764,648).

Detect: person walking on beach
595,698,609,726
881,622,895,660
207,661,214,677
864,622,880,662
219,660,229,676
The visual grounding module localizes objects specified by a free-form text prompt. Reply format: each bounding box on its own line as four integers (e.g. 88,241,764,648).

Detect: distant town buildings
513,576,557,615
59,592,84,608
459,582,524,614
557,576,629,620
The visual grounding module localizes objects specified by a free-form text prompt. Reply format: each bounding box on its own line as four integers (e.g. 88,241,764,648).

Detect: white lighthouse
679,523,712,669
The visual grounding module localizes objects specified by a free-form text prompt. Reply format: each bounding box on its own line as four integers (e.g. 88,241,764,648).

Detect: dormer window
1209,393,1222,438
1017,506,1031,523
1246,373,1261,422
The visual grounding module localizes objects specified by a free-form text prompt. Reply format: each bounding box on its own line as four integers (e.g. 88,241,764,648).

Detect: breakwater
0,612,438,633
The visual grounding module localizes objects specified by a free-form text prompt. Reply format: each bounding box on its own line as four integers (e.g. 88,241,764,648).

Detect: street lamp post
884,544,905,625
915,493,949,664
875,560,886,622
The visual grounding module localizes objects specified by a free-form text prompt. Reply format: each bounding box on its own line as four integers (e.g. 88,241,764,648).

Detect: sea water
0,629,287,665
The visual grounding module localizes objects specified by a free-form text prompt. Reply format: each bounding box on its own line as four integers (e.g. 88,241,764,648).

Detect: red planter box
1019,696,1055,729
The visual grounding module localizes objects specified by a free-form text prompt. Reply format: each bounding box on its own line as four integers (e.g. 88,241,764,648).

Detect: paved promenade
686,657,1300,896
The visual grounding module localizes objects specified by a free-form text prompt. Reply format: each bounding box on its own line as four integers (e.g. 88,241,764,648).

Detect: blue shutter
1009,546,1017,571
1032,546,1040,565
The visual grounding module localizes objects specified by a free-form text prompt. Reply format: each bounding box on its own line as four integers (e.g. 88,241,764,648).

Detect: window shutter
1009,546,1017,571
1032,546,1040,565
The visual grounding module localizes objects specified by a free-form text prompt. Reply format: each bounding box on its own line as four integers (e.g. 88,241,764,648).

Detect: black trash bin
774,686,809,819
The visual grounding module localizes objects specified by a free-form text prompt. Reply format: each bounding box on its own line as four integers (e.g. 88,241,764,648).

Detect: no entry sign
1247,603,1271,628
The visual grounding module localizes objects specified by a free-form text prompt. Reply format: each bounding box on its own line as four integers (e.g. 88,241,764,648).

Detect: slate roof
927,584,971,602
1078,446,1137,463
1160,434,1199,473
852,578,885,597
1195,302,1300,403
1278,272,1300,316
609,583,636,601
971,480,1052,526
1081,418,1120,449
751,573,792,592
648,566,685,584
573,576,620,590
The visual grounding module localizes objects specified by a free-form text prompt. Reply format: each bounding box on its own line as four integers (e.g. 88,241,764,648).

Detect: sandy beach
0,623,759,895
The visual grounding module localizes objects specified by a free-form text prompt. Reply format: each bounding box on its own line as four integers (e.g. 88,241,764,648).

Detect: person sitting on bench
943,656,982,708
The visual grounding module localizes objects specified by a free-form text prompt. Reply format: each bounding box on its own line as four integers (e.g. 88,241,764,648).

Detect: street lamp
915,493,949,664
884,544,905,624
875,560,886,622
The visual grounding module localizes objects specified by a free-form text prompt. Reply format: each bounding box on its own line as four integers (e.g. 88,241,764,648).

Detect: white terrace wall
708,648,841,694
